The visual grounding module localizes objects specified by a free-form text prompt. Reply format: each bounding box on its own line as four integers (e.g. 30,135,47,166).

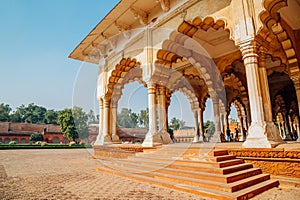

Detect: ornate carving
156,0,170,12
114,21,131,39
130,7,148,25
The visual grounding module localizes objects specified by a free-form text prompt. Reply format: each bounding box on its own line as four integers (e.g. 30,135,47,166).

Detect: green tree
138,108,149,128
204,121,215,138
29,133,44,142
44,109,58,124
0,103,11,122
169,117,185,130
57,109,78,141
72,106,89,139
117,108,138,128
10,104,26,123
24,103,47,124
87,109,97,124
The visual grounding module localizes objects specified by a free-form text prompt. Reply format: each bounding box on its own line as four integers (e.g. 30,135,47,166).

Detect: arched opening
13,138,18,144
203,98,214,142
52,136,59,144
270,72,299,140
4,138,10,144
117,81,148,143
168,91,194,143
20,138,26,144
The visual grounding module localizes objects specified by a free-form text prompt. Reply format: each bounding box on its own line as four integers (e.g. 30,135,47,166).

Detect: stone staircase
97,144,279,200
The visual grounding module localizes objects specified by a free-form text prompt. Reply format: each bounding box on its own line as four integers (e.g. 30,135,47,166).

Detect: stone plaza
0,148,300,200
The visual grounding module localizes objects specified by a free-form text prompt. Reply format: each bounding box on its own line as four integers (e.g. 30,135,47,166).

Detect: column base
94,133,112,146
159,130,173,144
210,131,221,143
283,133,293,141
199,134,204,142
220,132,226,142
264,121,285,146
193,135,199,143
112,134,120,143
142,132,163,147
242,122,284,148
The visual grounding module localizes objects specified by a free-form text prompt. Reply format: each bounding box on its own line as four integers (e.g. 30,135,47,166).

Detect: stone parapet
227,148,300,178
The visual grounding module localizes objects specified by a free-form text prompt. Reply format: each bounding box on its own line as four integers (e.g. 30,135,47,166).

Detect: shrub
30,133,44,142
9,141,17,145
35,141,42,145
69,141,76,146
132,139,141,144
41,142,47,146
79,141,85,146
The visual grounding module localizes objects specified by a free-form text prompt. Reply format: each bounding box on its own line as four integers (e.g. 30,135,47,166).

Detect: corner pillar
212,98,222,142
193,109,200,142
142,82,161,147
239,40,272,148
157,85,172,144
198,108,204,142
111,100,119,142
258,47,284,146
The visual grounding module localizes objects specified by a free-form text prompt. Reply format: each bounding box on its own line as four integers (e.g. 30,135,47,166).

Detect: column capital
147,82,156,94
238,40,259,66
157,85,166,95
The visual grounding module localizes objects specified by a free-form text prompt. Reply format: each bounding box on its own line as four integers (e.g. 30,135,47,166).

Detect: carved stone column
239,41,272,148
290,72,300,117
198,108,204,142
193,109,200,143
94,98,104,145
212,98,221,142
157,85,172,144
258,48,284,146
283,112,293,140
238,115,245,141
142,83,161,147
111,100,119,142
103,97,112,143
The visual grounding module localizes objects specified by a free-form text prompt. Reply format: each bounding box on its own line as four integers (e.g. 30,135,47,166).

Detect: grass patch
0,144,92,150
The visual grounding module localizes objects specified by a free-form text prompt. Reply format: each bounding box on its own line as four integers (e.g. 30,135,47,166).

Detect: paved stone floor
0,148,299,200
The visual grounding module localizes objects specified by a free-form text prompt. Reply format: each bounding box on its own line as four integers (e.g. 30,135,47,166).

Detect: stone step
232,179,279,200
103,163,269,193
97,155,253,175
103,159,262,183
128,155,244,168
97,167,236,200
207,155,237,162
209,149,228,156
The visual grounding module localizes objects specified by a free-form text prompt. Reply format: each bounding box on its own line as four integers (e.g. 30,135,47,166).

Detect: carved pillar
193,109,200,142
238,115,245,141
103,97,112,143
212,98,221,142
94,98,104,145
241,115,248,140
290,72,300,117
142,83,161,147
239,41,272,148
220,113,225,134
198,108,204,142
111,99,119,142
283,112,293,140
157,85,172,144
258,47,284,145
295,116,300,142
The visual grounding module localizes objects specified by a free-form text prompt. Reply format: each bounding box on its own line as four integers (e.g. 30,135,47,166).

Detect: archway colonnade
69,0,300,148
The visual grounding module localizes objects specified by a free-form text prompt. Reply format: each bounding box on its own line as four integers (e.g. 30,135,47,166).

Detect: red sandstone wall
0,122,9,132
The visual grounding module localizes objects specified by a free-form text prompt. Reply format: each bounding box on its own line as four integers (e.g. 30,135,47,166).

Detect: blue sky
0,0,119,110
0,0,236,127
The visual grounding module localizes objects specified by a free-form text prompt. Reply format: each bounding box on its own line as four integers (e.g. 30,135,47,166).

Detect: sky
0,0,237,127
